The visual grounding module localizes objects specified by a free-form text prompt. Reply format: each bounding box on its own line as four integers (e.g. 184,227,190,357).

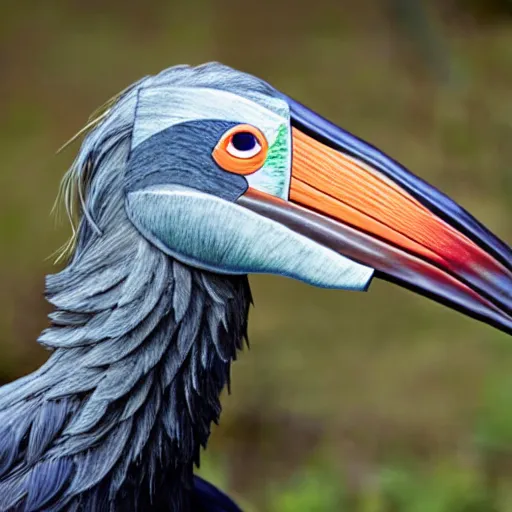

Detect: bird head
66,62,512,335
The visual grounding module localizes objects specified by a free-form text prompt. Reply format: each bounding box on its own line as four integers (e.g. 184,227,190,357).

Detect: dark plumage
0,209,250,510
192,477,242,512
0,74,251,510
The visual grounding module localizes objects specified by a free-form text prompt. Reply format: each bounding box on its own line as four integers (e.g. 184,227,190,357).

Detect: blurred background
1,0,512,510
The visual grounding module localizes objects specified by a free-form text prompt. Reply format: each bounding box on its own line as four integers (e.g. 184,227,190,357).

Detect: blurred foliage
462,0,512,19
269,466,346,512
1,0,512,510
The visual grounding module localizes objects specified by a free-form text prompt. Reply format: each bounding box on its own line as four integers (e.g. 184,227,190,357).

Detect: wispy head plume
51,62,269,264
52,77,148,263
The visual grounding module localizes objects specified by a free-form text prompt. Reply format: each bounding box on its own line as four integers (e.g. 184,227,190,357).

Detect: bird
0,62,510,512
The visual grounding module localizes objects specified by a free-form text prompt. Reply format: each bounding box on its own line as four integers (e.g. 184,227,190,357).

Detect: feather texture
0,64,255,511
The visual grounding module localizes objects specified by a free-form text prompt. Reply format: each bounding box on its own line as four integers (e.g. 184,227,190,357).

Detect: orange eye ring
212,124,268,175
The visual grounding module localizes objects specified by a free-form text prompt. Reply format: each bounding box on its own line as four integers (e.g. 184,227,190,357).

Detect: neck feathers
0,101,251,510
0,213,250,511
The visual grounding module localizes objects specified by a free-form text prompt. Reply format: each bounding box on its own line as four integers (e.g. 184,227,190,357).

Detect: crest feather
51,62,275,264
52,78,148,263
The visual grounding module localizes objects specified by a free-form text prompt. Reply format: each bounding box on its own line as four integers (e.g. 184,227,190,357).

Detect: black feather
192,476,242,512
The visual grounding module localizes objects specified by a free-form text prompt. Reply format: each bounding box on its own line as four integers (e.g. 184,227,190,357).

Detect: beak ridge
287,97,512,271
238,98,512,335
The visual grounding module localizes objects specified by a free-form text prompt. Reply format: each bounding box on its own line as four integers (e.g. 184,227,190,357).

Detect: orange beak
237,99,512,335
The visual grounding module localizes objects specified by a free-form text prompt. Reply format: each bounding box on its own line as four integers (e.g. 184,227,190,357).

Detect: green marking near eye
265,124,289,176
247,124,291,200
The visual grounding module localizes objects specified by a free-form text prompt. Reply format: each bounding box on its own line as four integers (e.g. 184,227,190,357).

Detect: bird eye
227,132,261,159
212,124,268,175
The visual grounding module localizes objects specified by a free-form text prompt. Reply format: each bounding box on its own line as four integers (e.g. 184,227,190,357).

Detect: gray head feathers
56,61,278,262
0,63,253,511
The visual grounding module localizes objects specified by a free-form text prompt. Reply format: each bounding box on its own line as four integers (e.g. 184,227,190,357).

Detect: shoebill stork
0,62,510,512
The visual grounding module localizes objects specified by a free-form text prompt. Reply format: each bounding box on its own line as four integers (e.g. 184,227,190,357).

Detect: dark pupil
231,132,256,152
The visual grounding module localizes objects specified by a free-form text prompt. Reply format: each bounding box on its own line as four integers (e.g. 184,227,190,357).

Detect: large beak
237,99,512,335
